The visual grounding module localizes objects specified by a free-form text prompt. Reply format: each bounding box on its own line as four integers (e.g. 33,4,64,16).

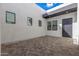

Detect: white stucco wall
46,12,77,40
0,3,46,44
0,3,78,45
0,4,1,54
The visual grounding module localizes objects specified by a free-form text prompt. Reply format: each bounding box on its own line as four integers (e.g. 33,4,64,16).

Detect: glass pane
52,20,57,30
39,20,42,27
52,25,57,30
27,17,32,26
47,21,51,30
6,11,16,24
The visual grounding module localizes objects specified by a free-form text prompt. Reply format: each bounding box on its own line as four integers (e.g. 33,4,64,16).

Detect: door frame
62,18,73,38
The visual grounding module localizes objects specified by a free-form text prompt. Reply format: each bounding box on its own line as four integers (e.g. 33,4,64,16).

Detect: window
6,11,16,24
27,17,32,26
52,20,57,30
47,21,51,30
38,20,42,27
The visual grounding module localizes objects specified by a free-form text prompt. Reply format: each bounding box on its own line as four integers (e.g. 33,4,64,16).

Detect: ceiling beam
43,7,77,19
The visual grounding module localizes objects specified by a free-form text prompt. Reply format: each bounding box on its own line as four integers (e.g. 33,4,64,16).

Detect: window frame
52,20,58,30
47,21,51,30
38,20,42,27
6,11,16,24
27,17,32,26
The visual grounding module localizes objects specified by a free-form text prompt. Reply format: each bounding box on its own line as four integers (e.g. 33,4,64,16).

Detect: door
62,18,72,38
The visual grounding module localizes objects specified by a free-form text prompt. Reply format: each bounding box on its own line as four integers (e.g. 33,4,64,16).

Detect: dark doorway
62,18,72,38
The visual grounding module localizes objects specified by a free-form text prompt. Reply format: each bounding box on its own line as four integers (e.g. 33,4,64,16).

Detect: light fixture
47,3,53,7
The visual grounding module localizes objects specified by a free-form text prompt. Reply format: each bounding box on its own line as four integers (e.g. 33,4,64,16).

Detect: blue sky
36,3,63,11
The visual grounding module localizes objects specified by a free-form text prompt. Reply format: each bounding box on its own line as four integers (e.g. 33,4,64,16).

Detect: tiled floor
1,36,79,56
